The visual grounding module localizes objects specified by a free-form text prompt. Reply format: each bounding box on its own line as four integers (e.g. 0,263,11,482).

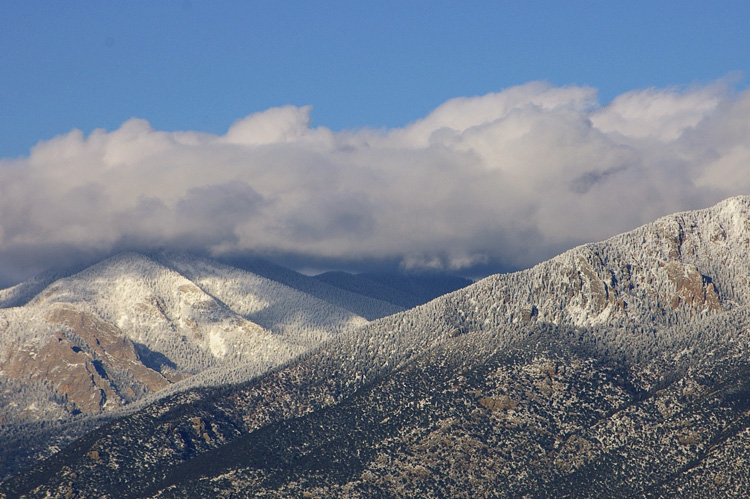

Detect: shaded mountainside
314,271,473,310
3,196,750,497
215,255,406,321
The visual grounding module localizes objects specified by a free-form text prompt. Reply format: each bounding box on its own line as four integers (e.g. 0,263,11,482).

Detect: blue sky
2,1,749,158
1,1,750,285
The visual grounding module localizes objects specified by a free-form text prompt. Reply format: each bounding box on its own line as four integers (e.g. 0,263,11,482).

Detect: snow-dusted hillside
0,251,421,480
3,196,750,492
156,253,370,348
0,252,402,424
0,273,59,309
461,195,750,329
7,196,750,497
277,195,750,398
213,255,405,320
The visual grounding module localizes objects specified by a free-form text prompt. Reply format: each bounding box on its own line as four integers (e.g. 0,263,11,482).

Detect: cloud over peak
1,80,749,285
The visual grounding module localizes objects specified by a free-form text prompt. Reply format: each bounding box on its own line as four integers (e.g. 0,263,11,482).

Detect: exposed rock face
663,262,722,311
2,304,171,414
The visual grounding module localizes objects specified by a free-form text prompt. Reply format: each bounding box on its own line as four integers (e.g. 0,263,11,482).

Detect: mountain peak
3,196,750,496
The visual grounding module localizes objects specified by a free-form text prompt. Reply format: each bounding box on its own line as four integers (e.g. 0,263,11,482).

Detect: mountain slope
155,253,371,346
0,253,302,417
216,255,405,320
0,252,400,421
0,272,59,309
314,270,473,309
0,252,410,480
3,196,750,497
134,313,750,498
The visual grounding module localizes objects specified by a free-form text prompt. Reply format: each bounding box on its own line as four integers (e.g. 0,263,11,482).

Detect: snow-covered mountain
0,251,473,478
0,253,409,422
206,255,406,321
3,196,750,497
155,253,374,344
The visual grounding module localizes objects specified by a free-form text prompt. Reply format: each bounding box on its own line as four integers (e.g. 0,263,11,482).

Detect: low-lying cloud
2,80,749,285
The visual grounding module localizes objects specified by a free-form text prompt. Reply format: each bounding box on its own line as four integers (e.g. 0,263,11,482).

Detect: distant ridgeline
3,196,750,497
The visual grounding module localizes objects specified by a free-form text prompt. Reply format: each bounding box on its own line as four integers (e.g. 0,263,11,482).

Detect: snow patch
209,331,227,358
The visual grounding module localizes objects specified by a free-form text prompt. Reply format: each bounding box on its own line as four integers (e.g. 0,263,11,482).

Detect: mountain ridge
314,270,474,310
0,252,472,481
3,195,750,497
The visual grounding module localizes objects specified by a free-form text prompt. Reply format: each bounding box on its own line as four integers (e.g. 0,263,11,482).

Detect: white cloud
1,80,749,284
222,105,320,146
590,82,728,141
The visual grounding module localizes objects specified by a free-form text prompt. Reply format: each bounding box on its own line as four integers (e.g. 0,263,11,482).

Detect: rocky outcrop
662,262,722,311
2,304,171,414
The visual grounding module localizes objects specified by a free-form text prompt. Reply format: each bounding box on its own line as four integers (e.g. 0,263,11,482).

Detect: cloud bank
2,80,749,285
